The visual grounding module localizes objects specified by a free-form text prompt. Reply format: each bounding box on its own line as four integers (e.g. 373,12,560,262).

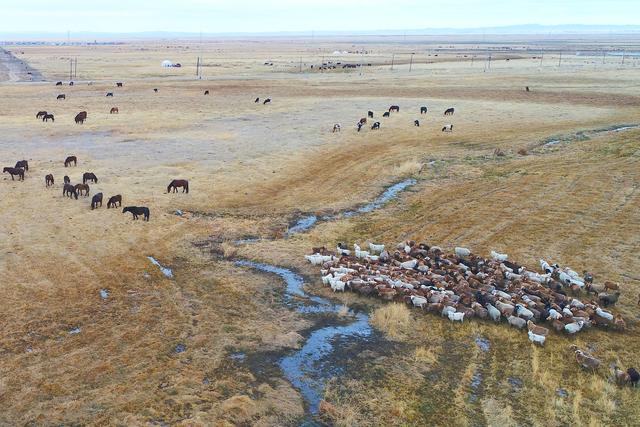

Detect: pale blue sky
2,0,639,33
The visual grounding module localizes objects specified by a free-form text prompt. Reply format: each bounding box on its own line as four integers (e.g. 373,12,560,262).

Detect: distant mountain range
2,25,640,41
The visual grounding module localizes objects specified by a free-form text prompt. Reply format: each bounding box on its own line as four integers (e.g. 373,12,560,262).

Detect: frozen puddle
236,260,372,417
147,257,173,278
286,178,416,236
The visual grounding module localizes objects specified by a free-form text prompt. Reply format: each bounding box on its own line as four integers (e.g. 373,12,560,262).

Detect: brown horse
107,194,122,208
45,174,54,187
91,193,103,210
83,172,98,184
64,156,77,167
63,183,78,199
3,167,24,180
75,183,90,197
75,111,87,124
110,107,119,114
15,160,28,171
123,206,150,221
167,179,189,193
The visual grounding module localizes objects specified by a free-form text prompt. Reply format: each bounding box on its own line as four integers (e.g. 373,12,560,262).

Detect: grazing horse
116,82,123,87
414,120,420,127
3,167,24,180
367,110,374,118
389,105,400,113
36,111,47,119
333,124,341,133
525,86,530,92
420,106,428,114
371,122,380,130
64,175,70,184
55,81,63,86
91,193,103,210
110,107,119,114
45,174,54,187
75,183,90,197
75,111,87,124
204,90,209,95
64,156,77,167
153,88,158,93
123,206,150,221
69,81,74,86
359,117,367,125
83,172,98,184
357,122,363,132
444,107,455,115
254,97,260,103
15,160,28,171
63,183,78,199
382,112,390,118
107,194,122,208
263,98,271,104
167,179,189,193
442,124,453,132
57,94,65,100
42,114,55,122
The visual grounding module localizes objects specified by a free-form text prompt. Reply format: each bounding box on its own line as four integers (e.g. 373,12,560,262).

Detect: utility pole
390,53,395,70
558,51,562,67
69,58,73,81
74,57,77,78
540,51,544,67
409,53,414,72
299,57,302,73
622,52,626,66
602,50,606,65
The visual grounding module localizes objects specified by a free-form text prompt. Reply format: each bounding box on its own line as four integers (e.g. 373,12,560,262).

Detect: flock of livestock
333,105,455,133
304,241,638,383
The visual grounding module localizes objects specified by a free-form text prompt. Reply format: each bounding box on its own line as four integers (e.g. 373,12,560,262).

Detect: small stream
235,260,372,419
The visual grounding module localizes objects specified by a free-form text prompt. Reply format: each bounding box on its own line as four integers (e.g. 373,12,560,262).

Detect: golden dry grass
1,37,640,425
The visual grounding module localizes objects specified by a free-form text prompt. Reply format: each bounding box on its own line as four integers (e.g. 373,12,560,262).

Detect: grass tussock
369,303,412,339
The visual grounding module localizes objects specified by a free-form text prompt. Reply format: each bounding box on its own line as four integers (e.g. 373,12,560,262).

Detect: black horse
63,183,78,199
116,82,123,87
36,111,47,119
75,111,87,124
123,206,150,221
15,160,28,171
3,167,24,181
91,193,103,210
389,105,400,112
64,175,70,184
57,94,65,100
204,90,209,95
106,92,113,97
65,156,77,167
414,120,420,127
444,107,455,115
382,112,390,118
367,110,374,118
263,98,271,105
254,97,260,103
43,114,55,122
371,122,380,130
107,194,122,208
55,81,63,86
83,172,98,184
420,106,428,114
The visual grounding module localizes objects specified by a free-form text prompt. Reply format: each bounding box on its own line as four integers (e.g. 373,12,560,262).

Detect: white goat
539,259,554,274
547,309,563,320
305,254,325,265
515,304,534,320
490,250,508,262
596,307,614,321
336,246,351,256
455,247,471,257
564,320,584,334
507,315,527,329
410,295,428,308
441,306,456,317
400,259,418,270
368,243,385,254
486,303,501,322
527,330,546,346
330,279,346,292
448,311,465,322
355,249,370,259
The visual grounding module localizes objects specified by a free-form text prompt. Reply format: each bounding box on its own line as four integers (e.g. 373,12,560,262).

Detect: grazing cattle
36,111,47,119
91,193,103,210
57,94,65,100
63,183,78,199
15,160,28,171
3,167,24,181
442,124,453,132
106,92,113,97
110,107,119,114
367,111,374,118
263,98,271,104
64,156,77,167
55,81,63,86
75,183,90,197
420,106,428,114
204,90,209,95
167,179,189,193
414,120,420,127
332,124,341,133
123,206,150,221
255,97,260,103
42,114,55,122
153,88,158,93
107,194,122,208
389,105,400,112
382,111,390,118
444,107,455,115
371,122,380,130
45,174,54,187
83,172,98,184
64,175,70,184
116,82,123,87
75,111,87,124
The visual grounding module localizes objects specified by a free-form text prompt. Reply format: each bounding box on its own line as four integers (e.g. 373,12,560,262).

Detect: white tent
161,60,173,67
